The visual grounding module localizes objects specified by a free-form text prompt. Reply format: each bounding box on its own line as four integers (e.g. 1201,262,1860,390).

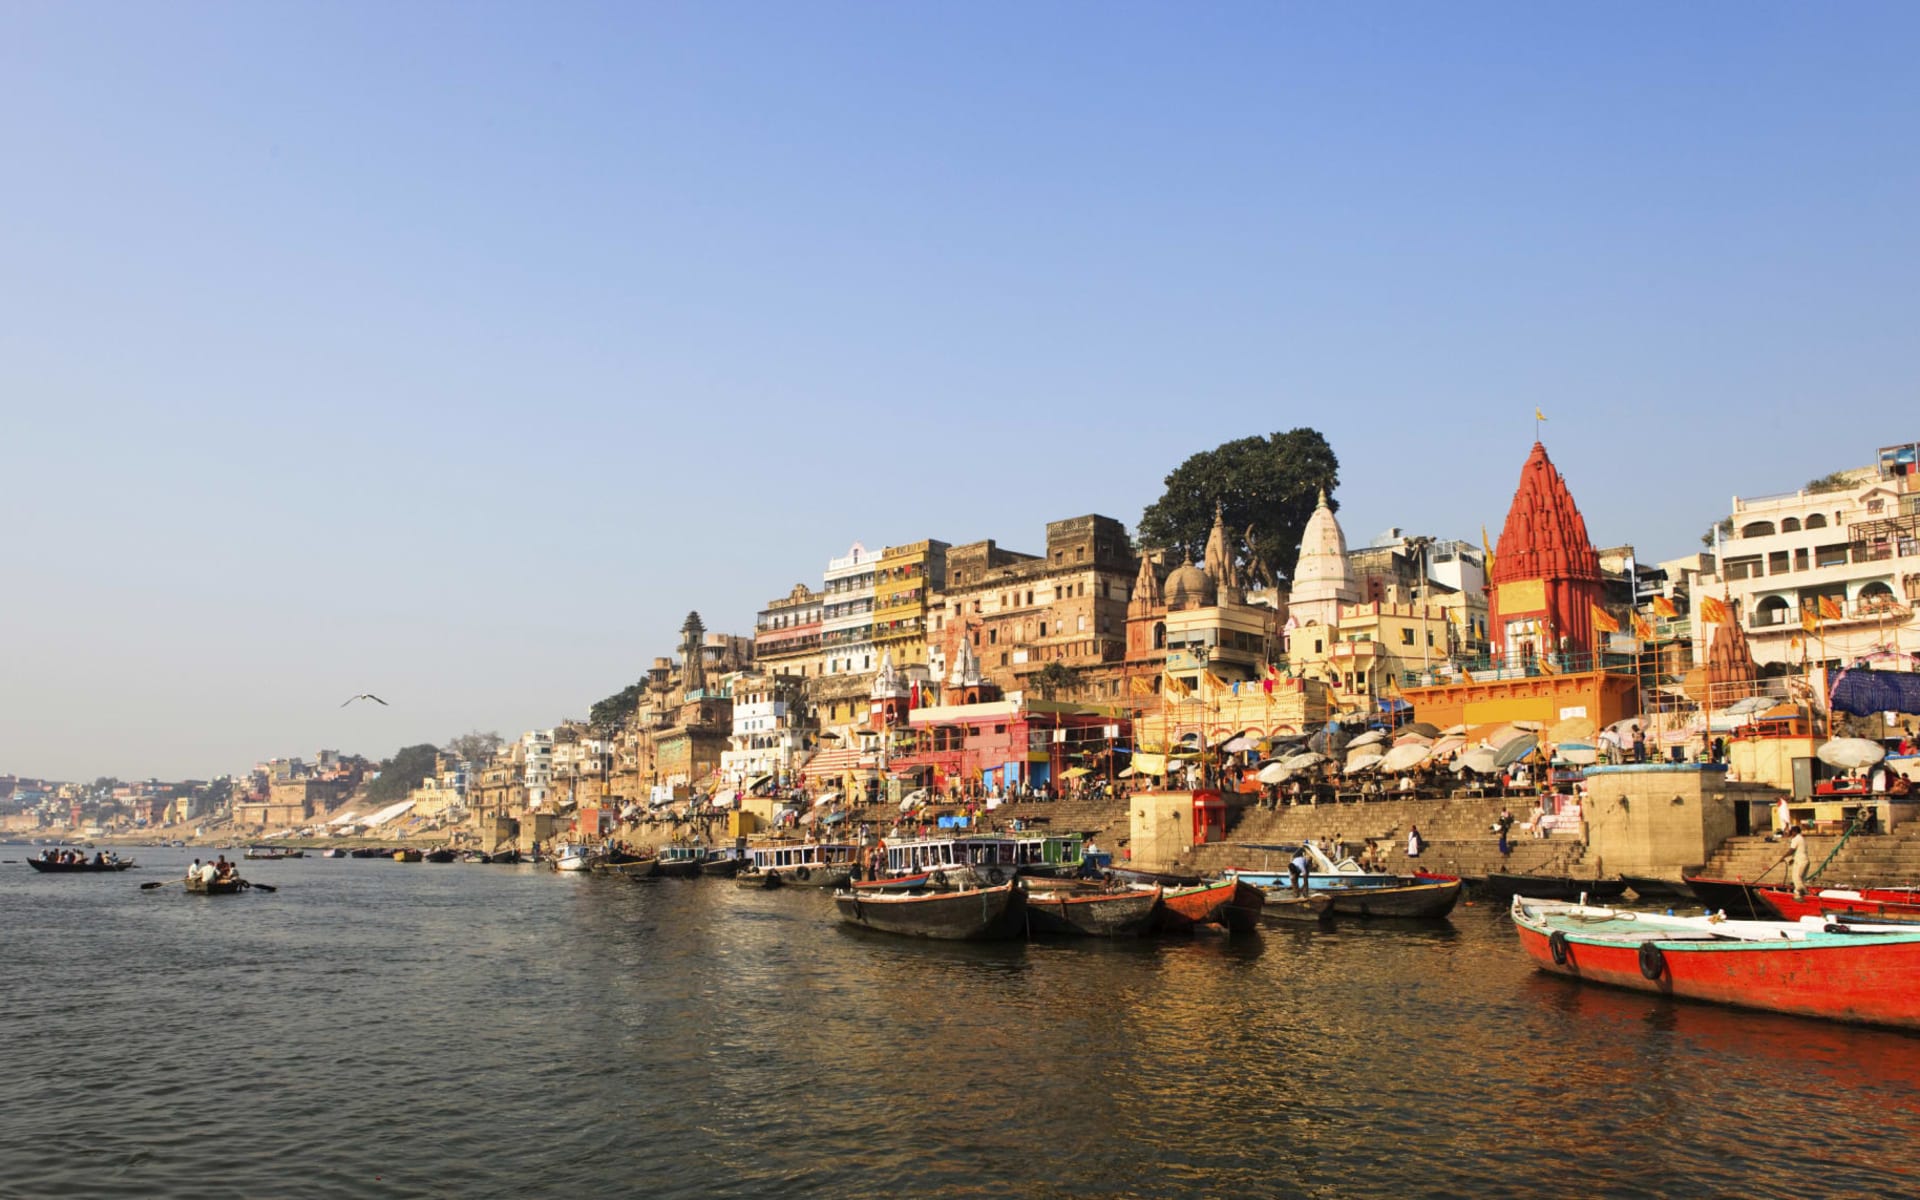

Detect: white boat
553,844,598,872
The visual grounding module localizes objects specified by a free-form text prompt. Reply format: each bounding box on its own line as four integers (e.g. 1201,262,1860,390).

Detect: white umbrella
813,791,840,807
1380,743,1431,773
1393,731,1434,747
1512,720,1546,732
1256,762,1292,785
1547,716,1596,743
1345,752,1385,775
1429,736,1467,759
1454,748,1499,774
1556,743,1600,766
1283,752,1325,771
1441,723,1468,736
1817,738,1887,771
1221,735,1259,754
1347,730,1386,750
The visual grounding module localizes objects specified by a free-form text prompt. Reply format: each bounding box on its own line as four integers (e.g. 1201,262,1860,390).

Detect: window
1314,639,1324,654
1741,521,1776,538
1076,548,1085,561
1806,514,1828,529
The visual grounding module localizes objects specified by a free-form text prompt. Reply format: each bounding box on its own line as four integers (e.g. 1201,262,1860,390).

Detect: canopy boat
1255,891,1334,925
1154,877,1266,933
1105,865,1203,888
734,869,781,889
879,835,1024,886
1511,896,1920,1029
551,844,596,872
1479,873,1628,902
655,846,707,878
245,848,293,861
1009,833,1096,878
185,875,245,895
350,847,389,858
834,879,1028,941
1759,885,1920,925
1024,885,1161,937
26,856,136,873
749,841,856,888
1680,875,1779,920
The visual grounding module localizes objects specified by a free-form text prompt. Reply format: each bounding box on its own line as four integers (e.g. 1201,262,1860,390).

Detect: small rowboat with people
27,853,136,873
834,879,1028,941
185,875,246,895
1510,896,1920,1030
1024,884,1162,937
1758,885,1920,926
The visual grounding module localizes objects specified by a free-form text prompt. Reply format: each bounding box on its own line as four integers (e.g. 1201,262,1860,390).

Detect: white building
821,541,878,677
719,676,809,789
1696,443,1920,667
521,729,554,809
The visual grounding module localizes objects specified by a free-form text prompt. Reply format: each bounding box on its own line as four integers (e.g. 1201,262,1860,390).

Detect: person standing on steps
1780,824,1809,901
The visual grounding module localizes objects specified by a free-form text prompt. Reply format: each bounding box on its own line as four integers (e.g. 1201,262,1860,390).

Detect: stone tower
1488,443,1605,661
679,611,707,697
1289,489,1360,630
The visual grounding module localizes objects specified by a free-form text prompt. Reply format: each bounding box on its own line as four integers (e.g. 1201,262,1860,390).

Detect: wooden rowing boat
834,880,1028,941
1511,896,1920,1029
1024,885,1161,937
1759,885,1920,925
1154,878,1265,933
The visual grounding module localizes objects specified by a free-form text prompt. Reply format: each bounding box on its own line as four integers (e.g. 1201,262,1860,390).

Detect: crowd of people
37,847,123,867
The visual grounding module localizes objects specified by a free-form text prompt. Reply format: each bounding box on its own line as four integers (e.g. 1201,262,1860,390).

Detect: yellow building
872,539,949,670
1288,600,1454,718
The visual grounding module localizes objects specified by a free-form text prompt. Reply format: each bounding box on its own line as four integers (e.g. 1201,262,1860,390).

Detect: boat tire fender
1638,941,1666,981
1548,930,1569,966
796,866,811,883
988,868,1006,885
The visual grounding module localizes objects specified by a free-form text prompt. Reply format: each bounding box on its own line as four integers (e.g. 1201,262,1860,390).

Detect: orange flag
1632,613,1655,640
1590,604,1621,635
1699,596,1730,626
1652,595,1678,619
1818,596,1844,621
1801,606,1820,633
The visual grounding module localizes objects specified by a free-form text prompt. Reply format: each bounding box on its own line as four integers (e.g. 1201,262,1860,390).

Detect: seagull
341,694,389,707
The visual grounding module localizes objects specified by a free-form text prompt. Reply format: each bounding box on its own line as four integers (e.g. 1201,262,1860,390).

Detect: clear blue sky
5,3,1916,781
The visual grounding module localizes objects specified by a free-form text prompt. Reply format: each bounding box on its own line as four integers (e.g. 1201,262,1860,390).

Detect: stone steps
1699,827,1920,887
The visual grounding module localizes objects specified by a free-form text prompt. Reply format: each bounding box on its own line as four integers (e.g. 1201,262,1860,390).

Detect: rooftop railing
1399,649,1640,688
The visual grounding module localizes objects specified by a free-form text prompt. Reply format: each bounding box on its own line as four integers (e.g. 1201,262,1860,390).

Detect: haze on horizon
4,3,1916,782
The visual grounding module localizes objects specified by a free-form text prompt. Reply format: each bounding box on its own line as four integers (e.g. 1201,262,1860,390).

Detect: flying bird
341,694,389,707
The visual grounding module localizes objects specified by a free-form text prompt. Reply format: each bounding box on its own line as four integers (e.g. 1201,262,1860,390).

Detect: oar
140,880,179,890
242,880,278,893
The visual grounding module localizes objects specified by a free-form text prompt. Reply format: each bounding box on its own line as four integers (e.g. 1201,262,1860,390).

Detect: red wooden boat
1153,878,1265,933
1759,885,1920,925
1511,897,1920,1030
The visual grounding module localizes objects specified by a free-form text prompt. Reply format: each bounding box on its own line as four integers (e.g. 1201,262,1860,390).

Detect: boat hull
1255,892,1334,925
835,881,1028,941
735,870,781,889
698,856,743,877
185,876,244,895
1156,878,1265,933
1761,886,1920,925
1513,902,1920,1029
774,864,851,888
1682,875,1780,920
1480,874,1628,902
1024,887,1161,937
654,857,702,879
1323,879,1463,919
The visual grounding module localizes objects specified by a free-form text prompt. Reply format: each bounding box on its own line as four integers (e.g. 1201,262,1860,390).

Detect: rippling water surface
4,848,1917,1199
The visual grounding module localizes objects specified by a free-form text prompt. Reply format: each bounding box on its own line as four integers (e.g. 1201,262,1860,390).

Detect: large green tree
589,682,646,735
365,743,441,805
1137,429,1340,583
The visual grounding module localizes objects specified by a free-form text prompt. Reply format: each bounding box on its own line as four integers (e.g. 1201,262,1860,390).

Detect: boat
552,844,596,872
1681,875,1780,920
1154,877,1266,933
185,875,245,895
350,847,388,858
593,856,659,878
392,849,423,864
698,848,745,877
748,841,857,888
1228,842,1407,892
1479,873,1628,902
1620,875,1695,901
1758,885,1920,925
1024,885,1162,937
1510,896,1920,1030
851,871,935,892
321,848,346,858
1104,865,1203,888
1320,878,1463,919
734,869,781,889
245,848,291,861
487,850,523,864
834,879,1029,941
655,846,707,878
1254,891,1335,925
458,851,493,864
25,856,136,873
423,848,457,863
878,835,1024,885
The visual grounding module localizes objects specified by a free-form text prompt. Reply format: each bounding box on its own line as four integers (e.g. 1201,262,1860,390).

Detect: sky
4,3,1917,781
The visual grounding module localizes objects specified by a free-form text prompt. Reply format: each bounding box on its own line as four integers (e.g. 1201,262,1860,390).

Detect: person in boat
1287,847,1309,895
214,855,233,881
1779,824,1809,901
199,860,219,884
187,857,204,880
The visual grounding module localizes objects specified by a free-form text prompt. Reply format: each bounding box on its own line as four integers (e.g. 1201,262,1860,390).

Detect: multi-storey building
820,541,878,678
1696,443,1920,667
754,583,825,680
521,729,554,809
873,539,949,672
927,515,1137,701
719,673,809,789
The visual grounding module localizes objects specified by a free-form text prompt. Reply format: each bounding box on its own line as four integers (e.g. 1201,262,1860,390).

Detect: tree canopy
1137,429,1340,583
443,730,504,763
365,743,441,805
1032,662,1081,700
589,682,646,735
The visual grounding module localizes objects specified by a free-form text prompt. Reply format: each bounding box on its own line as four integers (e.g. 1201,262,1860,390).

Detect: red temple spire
1489,442,1605,659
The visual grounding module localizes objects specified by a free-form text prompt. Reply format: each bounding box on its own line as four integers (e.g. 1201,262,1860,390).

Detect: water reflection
2,850,1917,1199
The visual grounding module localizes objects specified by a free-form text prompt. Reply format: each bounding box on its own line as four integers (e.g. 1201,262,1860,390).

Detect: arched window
1806,513,1828,529
1858,583,1896,613
1153,622,1166,650
1780,517,1801,533
1754,595,1790,627
1741,521,1776,537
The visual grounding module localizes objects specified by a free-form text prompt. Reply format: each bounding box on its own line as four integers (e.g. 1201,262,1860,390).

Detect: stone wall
1581,765,1780,879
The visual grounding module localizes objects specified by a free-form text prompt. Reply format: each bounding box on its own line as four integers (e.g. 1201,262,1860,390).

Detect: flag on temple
1481,525,1496,574
1699,596,1730,625
1818,595,1844,621
1129,674,1155,697
1590,604,1621,635
1801,606,1820,633
1162,672,1192,700
1652,595,1678,619
1535,407,1547,422
1459,667,1476,683
1537,656,1559,675
1632,613,1655,640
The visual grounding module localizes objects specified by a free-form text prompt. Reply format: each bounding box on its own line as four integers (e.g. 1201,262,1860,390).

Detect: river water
3,847,1915,1199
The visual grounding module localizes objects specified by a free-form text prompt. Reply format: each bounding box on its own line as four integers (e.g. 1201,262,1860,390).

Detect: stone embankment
1697,822,1920,888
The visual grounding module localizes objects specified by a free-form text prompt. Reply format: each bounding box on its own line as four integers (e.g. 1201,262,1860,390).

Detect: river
3,847,1915,1199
